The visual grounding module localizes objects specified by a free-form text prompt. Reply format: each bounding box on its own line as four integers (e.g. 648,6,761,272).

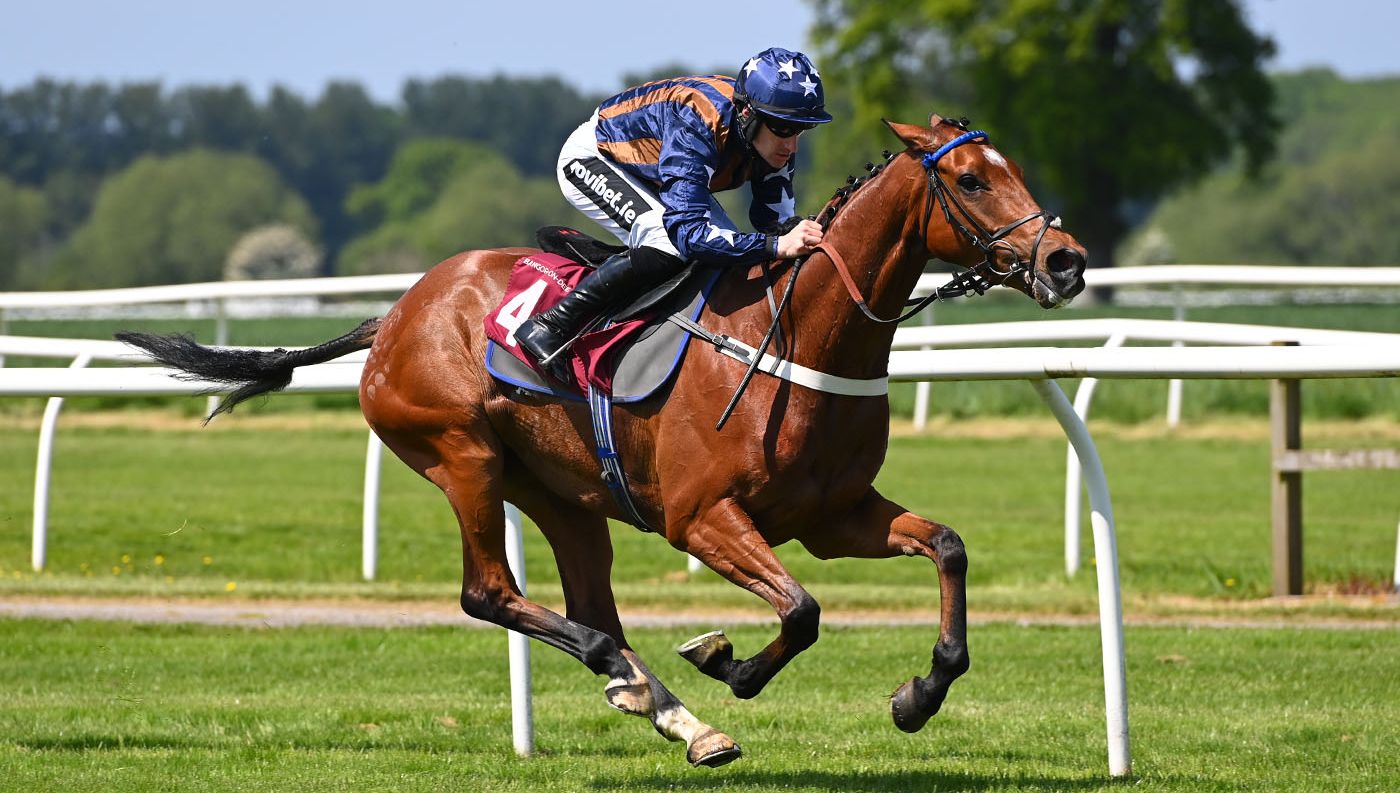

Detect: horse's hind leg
799,488,970,734
514,487,740,767
386,428,652,717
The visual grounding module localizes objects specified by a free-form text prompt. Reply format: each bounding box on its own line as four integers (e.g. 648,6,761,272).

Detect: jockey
515,46,833,385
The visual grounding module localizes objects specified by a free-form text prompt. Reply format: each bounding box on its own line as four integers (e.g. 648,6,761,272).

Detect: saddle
483,227,717,401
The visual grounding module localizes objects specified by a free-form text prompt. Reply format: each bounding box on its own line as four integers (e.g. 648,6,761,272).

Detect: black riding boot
516,248,684,385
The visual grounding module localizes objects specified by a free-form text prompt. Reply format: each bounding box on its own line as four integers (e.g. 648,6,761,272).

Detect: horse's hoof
687,728,742,768
890,677,934,734
677,630,734,678
605,675,653,716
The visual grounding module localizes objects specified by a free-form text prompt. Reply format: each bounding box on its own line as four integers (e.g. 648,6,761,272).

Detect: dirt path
3,595,1398,631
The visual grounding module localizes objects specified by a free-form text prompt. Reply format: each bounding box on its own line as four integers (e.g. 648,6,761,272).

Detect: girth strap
587,384,656,532
667,313,888,397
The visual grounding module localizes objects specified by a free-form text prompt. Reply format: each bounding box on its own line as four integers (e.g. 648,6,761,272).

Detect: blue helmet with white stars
734,47,833,137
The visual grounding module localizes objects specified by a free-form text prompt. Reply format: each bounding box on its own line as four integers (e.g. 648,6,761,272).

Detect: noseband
821,129,1061,324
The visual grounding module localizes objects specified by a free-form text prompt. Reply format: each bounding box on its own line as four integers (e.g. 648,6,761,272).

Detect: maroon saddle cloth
482,231,716,401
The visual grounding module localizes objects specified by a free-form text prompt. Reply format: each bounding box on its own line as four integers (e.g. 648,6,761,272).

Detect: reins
714,122,1059,428
715,255,806,430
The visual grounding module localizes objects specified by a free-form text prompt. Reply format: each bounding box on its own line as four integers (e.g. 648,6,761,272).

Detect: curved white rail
912,265,1400,297
4,264,1398,313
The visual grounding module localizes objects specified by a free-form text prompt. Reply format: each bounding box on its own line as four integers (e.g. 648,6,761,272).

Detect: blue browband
922,130,990,169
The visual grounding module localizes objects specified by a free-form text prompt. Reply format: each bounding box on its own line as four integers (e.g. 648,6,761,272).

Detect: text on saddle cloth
483,252,651,394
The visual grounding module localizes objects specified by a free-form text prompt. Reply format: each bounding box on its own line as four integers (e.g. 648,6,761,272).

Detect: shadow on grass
12,734,460,753
588,769,1134,791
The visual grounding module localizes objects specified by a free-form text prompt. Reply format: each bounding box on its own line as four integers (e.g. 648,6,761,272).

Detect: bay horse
118,114,1086,767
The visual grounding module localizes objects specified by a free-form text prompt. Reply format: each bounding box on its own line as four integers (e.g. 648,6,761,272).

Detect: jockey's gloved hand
776,219,824,259
769,216,806,235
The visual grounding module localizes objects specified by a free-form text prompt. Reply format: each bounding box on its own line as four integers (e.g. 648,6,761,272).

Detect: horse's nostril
1047,247,1085,276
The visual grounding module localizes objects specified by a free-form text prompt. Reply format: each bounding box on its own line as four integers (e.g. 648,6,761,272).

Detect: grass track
2,417,1397,615
1,618,1396,792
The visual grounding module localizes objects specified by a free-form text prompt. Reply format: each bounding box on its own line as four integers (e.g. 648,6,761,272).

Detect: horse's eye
957,174,982,192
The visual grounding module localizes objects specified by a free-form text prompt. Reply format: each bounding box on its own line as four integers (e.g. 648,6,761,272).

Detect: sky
0,0,1396,103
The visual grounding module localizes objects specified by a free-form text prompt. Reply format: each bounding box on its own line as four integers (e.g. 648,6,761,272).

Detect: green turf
1,419,1396,616
0,618,1395,792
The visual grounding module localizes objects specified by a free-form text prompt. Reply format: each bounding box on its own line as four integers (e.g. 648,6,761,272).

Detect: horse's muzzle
1032,246,1087,308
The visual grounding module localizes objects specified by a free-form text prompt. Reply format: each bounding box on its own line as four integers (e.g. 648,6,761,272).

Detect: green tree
811,0,1278,269
0,175,47,289
169,85,263,151
292,82,401,261
1122,70,1400,266
339,139,574,275
401,75,595,175
49,149,315,288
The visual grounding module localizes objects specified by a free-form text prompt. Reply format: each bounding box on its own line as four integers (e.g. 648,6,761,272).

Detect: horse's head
886,114,1087,308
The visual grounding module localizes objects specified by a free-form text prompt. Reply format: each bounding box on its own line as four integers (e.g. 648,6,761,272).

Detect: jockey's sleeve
657,126,778,266
749,158,797,234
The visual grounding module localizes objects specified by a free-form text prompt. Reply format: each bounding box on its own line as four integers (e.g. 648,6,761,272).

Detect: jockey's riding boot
516,248,684,386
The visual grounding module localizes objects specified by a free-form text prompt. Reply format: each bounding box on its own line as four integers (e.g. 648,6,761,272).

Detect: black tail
115,318,382,421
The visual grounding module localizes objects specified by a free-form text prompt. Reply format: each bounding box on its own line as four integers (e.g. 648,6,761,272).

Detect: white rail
0,274,421,309
5,265,1399,313
911,265,1400,297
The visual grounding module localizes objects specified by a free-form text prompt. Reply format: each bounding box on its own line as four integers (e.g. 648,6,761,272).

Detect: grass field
1,413,1397,618
3,295,1399,789
1,617,1396,792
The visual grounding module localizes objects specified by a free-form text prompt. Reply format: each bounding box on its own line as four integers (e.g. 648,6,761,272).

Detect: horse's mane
814,149,900,229
813,115,974,230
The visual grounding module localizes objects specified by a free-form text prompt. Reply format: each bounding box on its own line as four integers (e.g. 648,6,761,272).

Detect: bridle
821,128,1061,325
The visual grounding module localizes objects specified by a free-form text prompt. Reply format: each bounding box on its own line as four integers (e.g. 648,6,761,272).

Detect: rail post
1166,286,1185,427
1270,341,1303,597
504,503,535,756
206,298,230,418
1032,379,1131,778
362,431,383,581
912,306,935,431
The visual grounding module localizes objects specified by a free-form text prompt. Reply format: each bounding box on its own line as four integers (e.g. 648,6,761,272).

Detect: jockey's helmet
734,47,833,142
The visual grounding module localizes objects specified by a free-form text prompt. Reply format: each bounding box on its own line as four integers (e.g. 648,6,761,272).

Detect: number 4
495,279,549,346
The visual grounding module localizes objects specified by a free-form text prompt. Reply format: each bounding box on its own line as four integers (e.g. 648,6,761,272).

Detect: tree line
0,76,598,288
2,0,1396,292
1119,68,1400,266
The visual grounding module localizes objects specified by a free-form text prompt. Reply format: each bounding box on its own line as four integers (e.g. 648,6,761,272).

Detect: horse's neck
787,165,928,374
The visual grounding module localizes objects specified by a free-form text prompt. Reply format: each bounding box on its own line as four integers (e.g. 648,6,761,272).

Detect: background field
2,412,1397,615
2,618,1396,792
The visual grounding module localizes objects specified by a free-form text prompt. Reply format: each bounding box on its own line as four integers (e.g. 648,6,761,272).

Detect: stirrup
524,322,587,365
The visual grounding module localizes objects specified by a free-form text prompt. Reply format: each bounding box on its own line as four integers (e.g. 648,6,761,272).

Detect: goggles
763,117,819,139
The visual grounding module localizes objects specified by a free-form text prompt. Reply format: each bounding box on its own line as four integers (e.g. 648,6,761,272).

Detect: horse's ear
928,112,944,127
882,118,933,149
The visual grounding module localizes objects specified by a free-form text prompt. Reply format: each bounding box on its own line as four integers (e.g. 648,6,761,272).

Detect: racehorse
118,114,1086,767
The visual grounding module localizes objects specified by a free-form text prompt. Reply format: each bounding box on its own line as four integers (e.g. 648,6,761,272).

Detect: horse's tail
115,318,382,422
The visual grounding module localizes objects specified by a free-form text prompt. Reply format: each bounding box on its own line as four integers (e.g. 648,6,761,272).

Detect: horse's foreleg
676,498,820,700
799,489,969,733
519,489,740,767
